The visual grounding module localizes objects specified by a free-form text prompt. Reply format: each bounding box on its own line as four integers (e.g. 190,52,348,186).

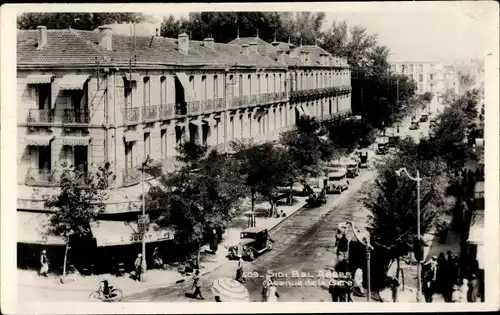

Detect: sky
149,1,497,64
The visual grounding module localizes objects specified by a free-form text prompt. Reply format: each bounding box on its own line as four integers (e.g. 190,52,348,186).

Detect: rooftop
18,27,349,70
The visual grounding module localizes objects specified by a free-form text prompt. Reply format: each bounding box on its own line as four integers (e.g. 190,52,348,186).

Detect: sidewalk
19,196,307,301
383,230,461,303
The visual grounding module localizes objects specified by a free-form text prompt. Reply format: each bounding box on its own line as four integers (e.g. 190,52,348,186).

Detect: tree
175,141,209,171
232,140,296,216
44,162,114,277
147,150,246,267
17,13,151,30
365,137,449,285
160,15,191,38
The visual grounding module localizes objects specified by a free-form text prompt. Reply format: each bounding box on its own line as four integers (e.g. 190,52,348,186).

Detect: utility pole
140,155,150,281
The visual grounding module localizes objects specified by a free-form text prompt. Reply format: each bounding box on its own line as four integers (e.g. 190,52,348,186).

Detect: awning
123,73,141,82
62,136,91,146
189,120,203,126
468,211,484,245
59,75,90,90
90,220,175,247
202,118,217,126
26,74,54,84
302,106,312,117
123,131,139,143
17,211,65,245
253,109,266,120
476,244,485,269
26,134,55,146
174,72,197,102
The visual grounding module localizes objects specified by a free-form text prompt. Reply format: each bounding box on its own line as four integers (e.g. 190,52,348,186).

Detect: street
124,168,376,302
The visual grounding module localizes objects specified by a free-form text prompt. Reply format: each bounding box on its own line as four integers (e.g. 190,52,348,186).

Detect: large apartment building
389,61,445,95
17,24,351,271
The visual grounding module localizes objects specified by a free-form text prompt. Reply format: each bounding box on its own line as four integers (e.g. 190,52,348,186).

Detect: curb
268,200,308,233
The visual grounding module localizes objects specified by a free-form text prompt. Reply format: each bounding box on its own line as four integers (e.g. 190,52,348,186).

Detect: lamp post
395,167,422,302
140,155,150,281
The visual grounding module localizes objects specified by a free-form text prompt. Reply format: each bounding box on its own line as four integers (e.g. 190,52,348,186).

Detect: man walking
134,253,143,281
39,250,49,277
236,256,245,283
191,270,204,300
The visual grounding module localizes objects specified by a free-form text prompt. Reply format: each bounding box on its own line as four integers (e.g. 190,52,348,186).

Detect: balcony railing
160,104,175,119
142,105,158,122
27,109,55,124
25,168,59,186
61,109,90,124
188,101,201,115
122,167,141,186
122,107,141,124
214,98,225,110
202,99,214,112
175,103,187,116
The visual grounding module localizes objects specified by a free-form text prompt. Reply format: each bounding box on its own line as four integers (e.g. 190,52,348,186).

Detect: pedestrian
423,279,434,303
336,233,349,262
451,284,461,302
468,274,479,302
235,256,245,283
353,268,365,296
460,278,468,303
261,275,272,302
39,250,49,277
390,277,400,302
134,254,143,281
474,168,481,182
436,252,446,295
442,251,455,302
266,281,280,302
191,270,204,300
152,247,163,269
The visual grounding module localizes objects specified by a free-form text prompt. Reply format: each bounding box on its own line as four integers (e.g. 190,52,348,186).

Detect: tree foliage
147,150,246,256
175,141,209,170
17,13,151,30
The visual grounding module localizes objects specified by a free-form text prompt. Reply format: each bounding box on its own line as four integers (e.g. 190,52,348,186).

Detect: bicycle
89,287,123,302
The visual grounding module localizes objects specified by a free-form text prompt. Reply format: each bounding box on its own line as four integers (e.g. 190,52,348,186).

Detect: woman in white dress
267,283,280,302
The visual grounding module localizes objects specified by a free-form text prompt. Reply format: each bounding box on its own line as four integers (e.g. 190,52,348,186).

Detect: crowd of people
421,251,481,303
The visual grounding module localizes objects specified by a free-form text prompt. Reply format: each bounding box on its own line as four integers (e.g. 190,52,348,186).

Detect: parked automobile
358,151,369,168
325,168,349,194
409,121,420,130
345,159,359,178
227,227,274,261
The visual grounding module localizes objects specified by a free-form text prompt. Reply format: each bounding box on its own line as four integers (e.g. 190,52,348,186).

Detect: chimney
278,49,285,64
98,26,113,51
178,32,189,54
36,26,47,49
249,42,258,54
241,43,250,56
203,37,215,51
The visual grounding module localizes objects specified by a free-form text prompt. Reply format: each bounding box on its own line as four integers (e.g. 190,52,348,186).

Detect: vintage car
325,168,349,194
357,150,369,168
227,227,274,261
375,137,389,155
409,121,420,130
345,158,359,178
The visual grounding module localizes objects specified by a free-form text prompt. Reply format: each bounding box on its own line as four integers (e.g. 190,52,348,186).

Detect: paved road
124,168,377,302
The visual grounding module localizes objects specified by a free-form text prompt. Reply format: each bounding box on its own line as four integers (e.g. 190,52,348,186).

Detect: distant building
388,60,445,95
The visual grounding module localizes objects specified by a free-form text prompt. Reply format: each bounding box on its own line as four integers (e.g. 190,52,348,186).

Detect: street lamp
395,167,422,302
140,155,150,282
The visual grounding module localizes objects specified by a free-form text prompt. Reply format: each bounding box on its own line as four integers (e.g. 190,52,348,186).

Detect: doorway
74,146,88,172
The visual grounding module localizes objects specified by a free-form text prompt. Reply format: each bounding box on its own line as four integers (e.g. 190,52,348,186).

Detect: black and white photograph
1,1,499,313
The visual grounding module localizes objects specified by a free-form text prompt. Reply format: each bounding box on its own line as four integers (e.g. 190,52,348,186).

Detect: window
161,129,167,159
125,142,134,169
409,64,414,72
189,75,195,94
201,75,207,100
238,75,243,97
401,65,406,72
257,74,261,94
419,74,423,82
144,132,151,157
37,146,51,170
430,74,434,80
143,77,150,106
265,74,269,93
418,83,423,91
36,84,51,109
430,84,434,91
410,74,414,80
248,74,252,95
213,75,219,99
419,64,423,72
160,76,167,105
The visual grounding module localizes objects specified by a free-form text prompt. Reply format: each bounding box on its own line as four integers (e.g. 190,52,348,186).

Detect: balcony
202,99,214,112
61,109,90,125
160,104,175,119
214,98,225,110
188,101,201,115
122,167,141,186
142,105,158,122
122,107,141,125
27,109,54,124
25,168,59,186
175,103,187,116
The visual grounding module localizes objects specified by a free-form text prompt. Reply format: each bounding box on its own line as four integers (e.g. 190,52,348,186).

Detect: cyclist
100,279,113,299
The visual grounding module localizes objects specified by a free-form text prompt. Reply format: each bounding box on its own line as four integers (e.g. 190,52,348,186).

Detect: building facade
389,61,445,95
17,24,351,269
